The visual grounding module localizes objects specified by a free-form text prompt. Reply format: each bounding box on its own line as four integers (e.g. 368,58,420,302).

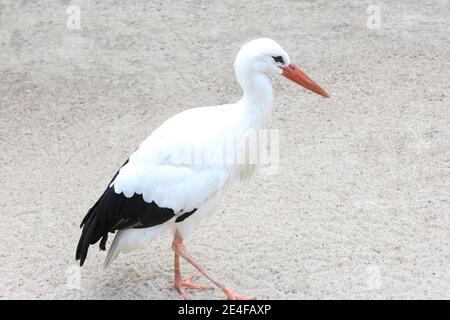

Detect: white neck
237,71,273,128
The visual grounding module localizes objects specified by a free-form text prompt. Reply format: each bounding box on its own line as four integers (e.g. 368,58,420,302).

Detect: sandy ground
1,0,449,300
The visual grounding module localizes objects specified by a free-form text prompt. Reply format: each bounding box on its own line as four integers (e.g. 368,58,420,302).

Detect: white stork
76,38,329,300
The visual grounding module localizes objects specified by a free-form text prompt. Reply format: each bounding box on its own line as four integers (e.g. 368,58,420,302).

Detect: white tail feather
103,231,124,268
103,224,168,269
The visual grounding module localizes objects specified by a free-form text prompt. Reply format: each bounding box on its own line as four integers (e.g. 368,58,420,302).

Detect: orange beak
281,64,330,98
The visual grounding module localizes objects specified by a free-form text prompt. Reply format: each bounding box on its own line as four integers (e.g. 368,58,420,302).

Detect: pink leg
171,232,254,300
167,252,211,300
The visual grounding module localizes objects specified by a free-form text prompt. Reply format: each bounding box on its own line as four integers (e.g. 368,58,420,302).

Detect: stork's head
234,38,329,98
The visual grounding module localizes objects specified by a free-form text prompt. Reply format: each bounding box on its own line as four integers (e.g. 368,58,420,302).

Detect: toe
168,274,212,299
183,281,212,290
224,288,255,300
177,287,190,300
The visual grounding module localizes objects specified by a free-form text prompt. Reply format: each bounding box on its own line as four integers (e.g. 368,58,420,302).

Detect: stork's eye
272,56,284,64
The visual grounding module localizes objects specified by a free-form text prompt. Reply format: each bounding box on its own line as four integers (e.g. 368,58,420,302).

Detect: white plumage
77,38,329,299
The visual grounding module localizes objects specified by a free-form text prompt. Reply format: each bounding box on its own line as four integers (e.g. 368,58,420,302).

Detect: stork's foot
168,271,212,300
223,288,255,300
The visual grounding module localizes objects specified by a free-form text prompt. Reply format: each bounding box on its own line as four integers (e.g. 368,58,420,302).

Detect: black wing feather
75,160,196,266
